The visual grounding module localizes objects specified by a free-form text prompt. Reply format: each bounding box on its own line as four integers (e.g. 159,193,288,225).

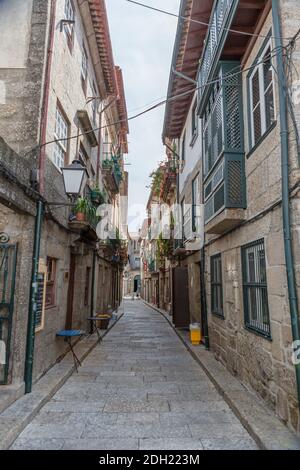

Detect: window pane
211,254,223,316
242,240,270,337
265,85,275,129
253,106,262,144
252,70,260,108
263,48,272,90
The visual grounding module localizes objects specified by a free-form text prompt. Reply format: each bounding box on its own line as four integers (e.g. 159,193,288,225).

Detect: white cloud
106,0,180,231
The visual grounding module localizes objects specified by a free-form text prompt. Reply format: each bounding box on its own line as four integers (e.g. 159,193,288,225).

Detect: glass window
81,45,88,93
242,239,271,338
64,0,75,48
53,105,69,169
211,254,223,317
181,132,186,162
249,40,275,148
84,267,91,306
191,99,198,138
45,258,56,308
192,173,201,234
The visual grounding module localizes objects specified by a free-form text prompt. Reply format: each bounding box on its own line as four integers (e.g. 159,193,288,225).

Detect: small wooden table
56,330,85,372
87,317,103,342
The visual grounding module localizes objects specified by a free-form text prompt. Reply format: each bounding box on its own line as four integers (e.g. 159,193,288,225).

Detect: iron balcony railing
102,156,123,191
148,259,156,272
198,0,238,106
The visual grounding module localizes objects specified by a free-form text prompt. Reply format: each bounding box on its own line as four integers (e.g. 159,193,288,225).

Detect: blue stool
56,330,85,372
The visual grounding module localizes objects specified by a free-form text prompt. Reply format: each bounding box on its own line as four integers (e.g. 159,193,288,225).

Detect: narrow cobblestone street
11,301,258,450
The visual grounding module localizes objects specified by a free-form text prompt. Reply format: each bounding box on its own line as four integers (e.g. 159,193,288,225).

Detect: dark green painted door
0,242,18,385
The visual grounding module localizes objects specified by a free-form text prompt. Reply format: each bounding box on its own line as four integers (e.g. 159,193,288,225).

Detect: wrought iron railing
148,259,156,272
102,156,123,190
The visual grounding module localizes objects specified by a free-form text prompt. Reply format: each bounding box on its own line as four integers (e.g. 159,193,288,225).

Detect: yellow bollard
190,323,201,345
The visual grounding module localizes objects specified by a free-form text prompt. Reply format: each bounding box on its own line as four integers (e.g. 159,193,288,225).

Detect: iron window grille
248,37,276,149
241,239,271,339
211,253,224,317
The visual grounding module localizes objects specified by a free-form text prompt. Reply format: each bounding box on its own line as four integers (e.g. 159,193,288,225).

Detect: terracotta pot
76,212,86,222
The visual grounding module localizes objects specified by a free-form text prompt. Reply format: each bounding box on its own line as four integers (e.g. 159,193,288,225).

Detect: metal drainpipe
24,200,44,393
24,0,56,393
38,0,57,195
90,249,96,334
272,0,300,407
200,122,209,350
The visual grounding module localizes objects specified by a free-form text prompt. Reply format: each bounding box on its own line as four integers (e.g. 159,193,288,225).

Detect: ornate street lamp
61,159,88,199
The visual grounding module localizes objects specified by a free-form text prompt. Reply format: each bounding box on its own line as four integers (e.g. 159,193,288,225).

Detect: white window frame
64,0,75,39
183,202,193,242
81,45,88,82
181,131,186,163
191,98,198,142
53,106,68,169
249,39,276,148
192,173,201,234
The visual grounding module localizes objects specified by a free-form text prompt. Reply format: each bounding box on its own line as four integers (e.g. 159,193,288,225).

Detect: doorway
172,266,190,328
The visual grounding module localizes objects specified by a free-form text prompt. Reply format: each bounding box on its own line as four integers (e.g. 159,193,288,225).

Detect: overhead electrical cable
38,44,288,149
20,43,293,161
125,0,294,42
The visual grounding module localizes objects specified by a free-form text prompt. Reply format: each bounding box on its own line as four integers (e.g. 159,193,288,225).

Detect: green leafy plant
74,197,88,215
102,159,113,169
150,168,164,197
156,232,173,266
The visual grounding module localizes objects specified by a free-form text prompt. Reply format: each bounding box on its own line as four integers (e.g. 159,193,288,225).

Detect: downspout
272,0,300,406
39,0,56,195
24,0,56,393
24,200,44,393
200,122,209,350
96,106,103,181
90,249,96,334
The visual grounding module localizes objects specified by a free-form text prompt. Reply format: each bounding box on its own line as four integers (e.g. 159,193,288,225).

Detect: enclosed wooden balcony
198,0,270,114
202,61,246,234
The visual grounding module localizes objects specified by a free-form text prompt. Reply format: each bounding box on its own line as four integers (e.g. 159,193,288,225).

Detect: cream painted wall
45,0,100,174
0,0,33,68
178,92,202,196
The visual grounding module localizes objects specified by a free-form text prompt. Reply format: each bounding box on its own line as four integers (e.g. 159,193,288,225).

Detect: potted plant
74,197,88,222
90,183,100,202
102,159,113,169
90,183,105,205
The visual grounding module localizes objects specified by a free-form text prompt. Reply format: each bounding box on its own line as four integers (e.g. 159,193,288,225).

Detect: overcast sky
106,0,180,232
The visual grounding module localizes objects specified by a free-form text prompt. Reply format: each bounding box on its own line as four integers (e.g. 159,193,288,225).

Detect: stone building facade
0,0,128,405
123,232,141,297
160,0,300,434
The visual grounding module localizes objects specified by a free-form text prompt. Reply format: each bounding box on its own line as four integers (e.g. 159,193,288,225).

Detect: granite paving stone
11,300,258,450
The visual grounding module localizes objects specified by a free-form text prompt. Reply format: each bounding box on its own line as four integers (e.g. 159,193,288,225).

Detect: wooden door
172,267,190,328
